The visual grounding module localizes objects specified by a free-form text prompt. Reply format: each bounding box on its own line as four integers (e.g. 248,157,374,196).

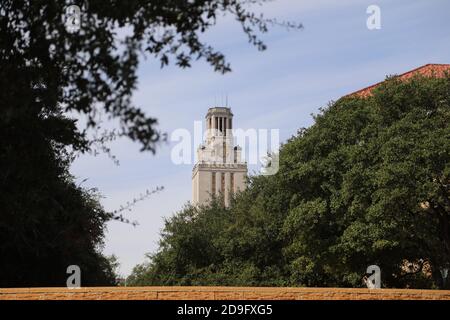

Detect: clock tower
192,107,247,206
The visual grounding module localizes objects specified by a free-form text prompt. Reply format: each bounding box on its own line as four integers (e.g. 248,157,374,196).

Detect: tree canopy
0,0,292,286
1,0,297,152
0,109,118,287
128,75,450,289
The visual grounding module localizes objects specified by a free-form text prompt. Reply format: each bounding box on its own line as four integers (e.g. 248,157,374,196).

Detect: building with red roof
348,64,450,98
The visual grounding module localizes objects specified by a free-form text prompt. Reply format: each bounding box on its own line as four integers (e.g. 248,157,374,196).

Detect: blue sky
70,0,450,276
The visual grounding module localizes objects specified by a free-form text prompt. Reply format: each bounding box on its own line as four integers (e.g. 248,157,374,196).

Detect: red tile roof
348,64,450,98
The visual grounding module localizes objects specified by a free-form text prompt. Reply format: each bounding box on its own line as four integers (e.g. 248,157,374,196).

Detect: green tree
1,0,299,152
1,1,297,286
0,110,117,287
281,75,450,288
129,75,450,289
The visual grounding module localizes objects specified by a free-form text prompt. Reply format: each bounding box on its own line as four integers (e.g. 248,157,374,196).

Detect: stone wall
1,286,450,300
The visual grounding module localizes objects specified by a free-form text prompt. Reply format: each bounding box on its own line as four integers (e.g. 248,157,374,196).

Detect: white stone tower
192,107,247,206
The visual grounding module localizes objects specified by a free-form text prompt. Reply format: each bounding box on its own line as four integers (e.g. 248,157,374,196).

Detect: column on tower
192,173,197,203
215,170,221,198
230,172,234,193
221,172,225,205
223,117,227,136
225,172,231,206
211,171,216,196
222,141,226,164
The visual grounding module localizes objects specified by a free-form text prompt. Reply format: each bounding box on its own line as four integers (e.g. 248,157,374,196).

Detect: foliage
128,75,450,289
0,0,293,286
0,110,117,286
0,0,300,152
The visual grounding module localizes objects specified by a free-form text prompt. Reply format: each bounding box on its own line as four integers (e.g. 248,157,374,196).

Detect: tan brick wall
1,286,450,300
